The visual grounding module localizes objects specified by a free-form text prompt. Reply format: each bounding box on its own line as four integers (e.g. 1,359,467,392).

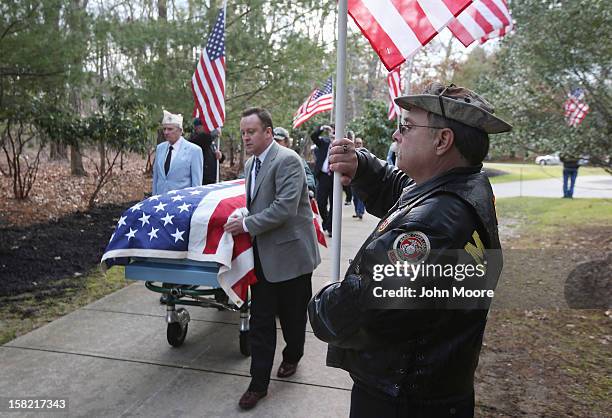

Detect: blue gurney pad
125,258,220,287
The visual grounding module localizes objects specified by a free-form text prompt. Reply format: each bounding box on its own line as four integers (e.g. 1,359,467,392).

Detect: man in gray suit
225,107,321,410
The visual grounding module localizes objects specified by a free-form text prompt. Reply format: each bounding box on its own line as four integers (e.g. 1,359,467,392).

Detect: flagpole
330,75,335,124
331,0,348,282
215,133,221,183
216,0,227,184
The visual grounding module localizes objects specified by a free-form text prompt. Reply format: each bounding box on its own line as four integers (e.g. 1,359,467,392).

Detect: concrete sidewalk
1,206,377,417
492,175,612,198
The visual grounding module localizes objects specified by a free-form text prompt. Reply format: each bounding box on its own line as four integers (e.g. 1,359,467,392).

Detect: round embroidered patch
389,231,431,264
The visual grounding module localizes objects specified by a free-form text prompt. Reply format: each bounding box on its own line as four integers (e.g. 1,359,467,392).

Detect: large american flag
101,180,326,306
447,0,512,47
348,0,472,71
387,66,402,120
564,88,590,128
293,77,334,129
191,8,226,133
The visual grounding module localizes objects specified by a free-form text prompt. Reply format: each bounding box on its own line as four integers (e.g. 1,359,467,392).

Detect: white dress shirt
166,136,184,166
243,140,275,233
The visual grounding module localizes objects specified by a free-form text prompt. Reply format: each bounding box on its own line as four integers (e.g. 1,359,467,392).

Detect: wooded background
1,0,609,204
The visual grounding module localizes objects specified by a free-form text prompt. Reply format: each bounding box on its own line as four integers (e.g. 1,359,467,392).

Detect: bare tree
1,119,44,199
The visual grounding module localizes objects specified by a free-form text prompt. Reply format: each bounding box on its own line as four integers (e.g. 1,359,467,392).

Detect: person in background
152,110,203,304
560,154,580,198
273,127,316,194
311,124,334,237
386,137,398,166
189,118,225,184
152,110,203,195
351,137,365,219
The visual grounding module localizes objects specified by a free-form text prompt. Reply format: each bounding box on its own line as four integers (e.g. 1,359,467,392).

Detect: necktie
254,157,262,179
164,145,173,175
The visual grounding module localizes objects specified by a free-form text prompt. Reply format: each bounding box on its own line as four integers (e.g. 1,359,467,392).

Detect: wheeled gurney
124,257,250,355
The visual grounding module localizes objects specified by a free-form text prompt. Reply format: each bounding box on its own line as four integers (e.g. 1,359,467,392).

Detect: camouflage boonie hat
395,82,512,134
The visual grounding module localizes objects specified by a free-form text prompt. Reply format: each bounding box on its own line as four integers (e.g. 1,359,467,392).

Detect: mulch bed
0,202,132,297
0,151,243,298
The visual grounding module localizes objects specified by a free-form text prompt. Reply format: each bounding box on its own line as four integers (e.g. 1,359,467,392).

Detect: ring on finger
342,144,348,153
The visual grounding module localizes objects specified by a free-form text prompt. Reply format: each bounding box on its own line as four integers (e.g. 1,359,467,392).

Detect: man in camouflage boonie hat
309,83,510,416
395,82,512,134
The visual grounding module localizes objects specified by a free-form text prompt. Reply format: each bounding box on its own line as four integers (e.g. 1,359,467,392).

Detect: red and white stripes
348,0,472,71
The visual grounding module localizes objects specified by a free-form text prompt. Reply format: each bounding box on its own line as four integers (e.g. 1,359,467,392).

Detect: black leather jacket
308,150,502,402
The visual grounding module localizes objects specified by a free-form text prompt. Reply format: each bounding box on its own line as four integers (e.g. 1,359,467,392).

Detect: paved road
492,175,612,198
0,207,378,418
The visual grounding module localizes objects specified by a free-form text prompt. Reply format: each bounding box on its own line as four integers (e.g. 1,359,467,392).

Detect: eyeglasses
399,123,443,135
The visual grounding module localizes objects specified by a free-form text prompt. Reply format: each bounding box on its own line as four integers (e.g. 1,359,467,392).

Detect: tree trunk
437,37,454,83
70,144,86,176
158,0,167,60
238,142,245,173
98,142,106,174
228,134,235,167
365,56,378,99
49,142,68,160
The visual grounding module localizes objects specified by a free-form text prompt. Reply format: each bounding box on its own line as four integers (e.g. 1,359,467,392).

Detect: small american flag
293,77,334,129
387,67,402,120
348,0,472,71
191,7,226,133
310,198,327,248
564,88,590,128
101,180,327,306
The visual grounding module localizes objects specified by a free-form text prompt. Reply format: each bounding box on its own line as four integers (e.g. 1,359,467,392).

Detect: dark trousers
316,172,333,232
563,168,578,198
343,185,352,203
248,246,312,392
350,384,475,418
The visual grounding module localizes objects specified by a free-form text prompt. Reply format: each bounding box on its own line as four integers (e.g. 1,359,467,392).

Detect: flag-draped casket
102,180,326,307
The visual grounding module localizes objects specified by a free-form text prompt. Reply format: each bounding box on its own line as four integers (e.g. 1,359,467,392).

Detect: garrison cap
395,82,512,134
273,127,290,140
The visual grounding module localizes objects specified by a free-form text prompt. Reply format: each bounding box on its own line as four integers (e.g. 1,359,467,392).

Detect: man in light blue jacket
152,110,203,195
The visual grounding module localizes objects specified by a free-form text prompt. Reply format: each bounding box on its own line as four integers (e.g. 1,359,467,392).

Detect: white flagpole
216,0,228,184
330,76,335,124
331,0,348,282
215,133,221,183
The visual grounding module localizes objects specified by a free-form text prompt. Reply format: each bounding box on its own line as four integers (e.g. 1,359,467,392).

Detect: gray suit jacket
244,141,321,282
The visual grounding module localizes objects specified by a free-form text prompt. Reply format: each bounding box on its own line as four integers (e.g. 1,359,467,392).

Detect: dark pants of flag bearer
350,384,475,418
316,172,333,234
248,243,312,392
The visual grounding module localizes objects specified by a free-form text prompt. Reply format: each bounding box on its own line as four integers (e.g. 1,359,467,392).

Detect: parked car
535,153,561,165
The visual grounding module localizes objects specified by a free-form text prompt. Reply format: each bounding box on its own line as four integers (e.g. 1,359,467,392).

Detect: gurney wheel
167,321,188,347
239,330,250,357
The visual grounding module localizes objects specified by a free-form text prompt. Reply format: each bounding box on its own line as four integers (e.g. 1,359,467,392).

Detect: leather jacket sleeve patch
388,231,431,264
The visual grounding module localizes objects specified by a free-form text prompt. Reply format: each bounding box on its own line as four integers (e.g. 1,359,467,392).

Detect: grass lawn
485,162,608,184
0,266,128,345
495,196,612,233
478,197,612,416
